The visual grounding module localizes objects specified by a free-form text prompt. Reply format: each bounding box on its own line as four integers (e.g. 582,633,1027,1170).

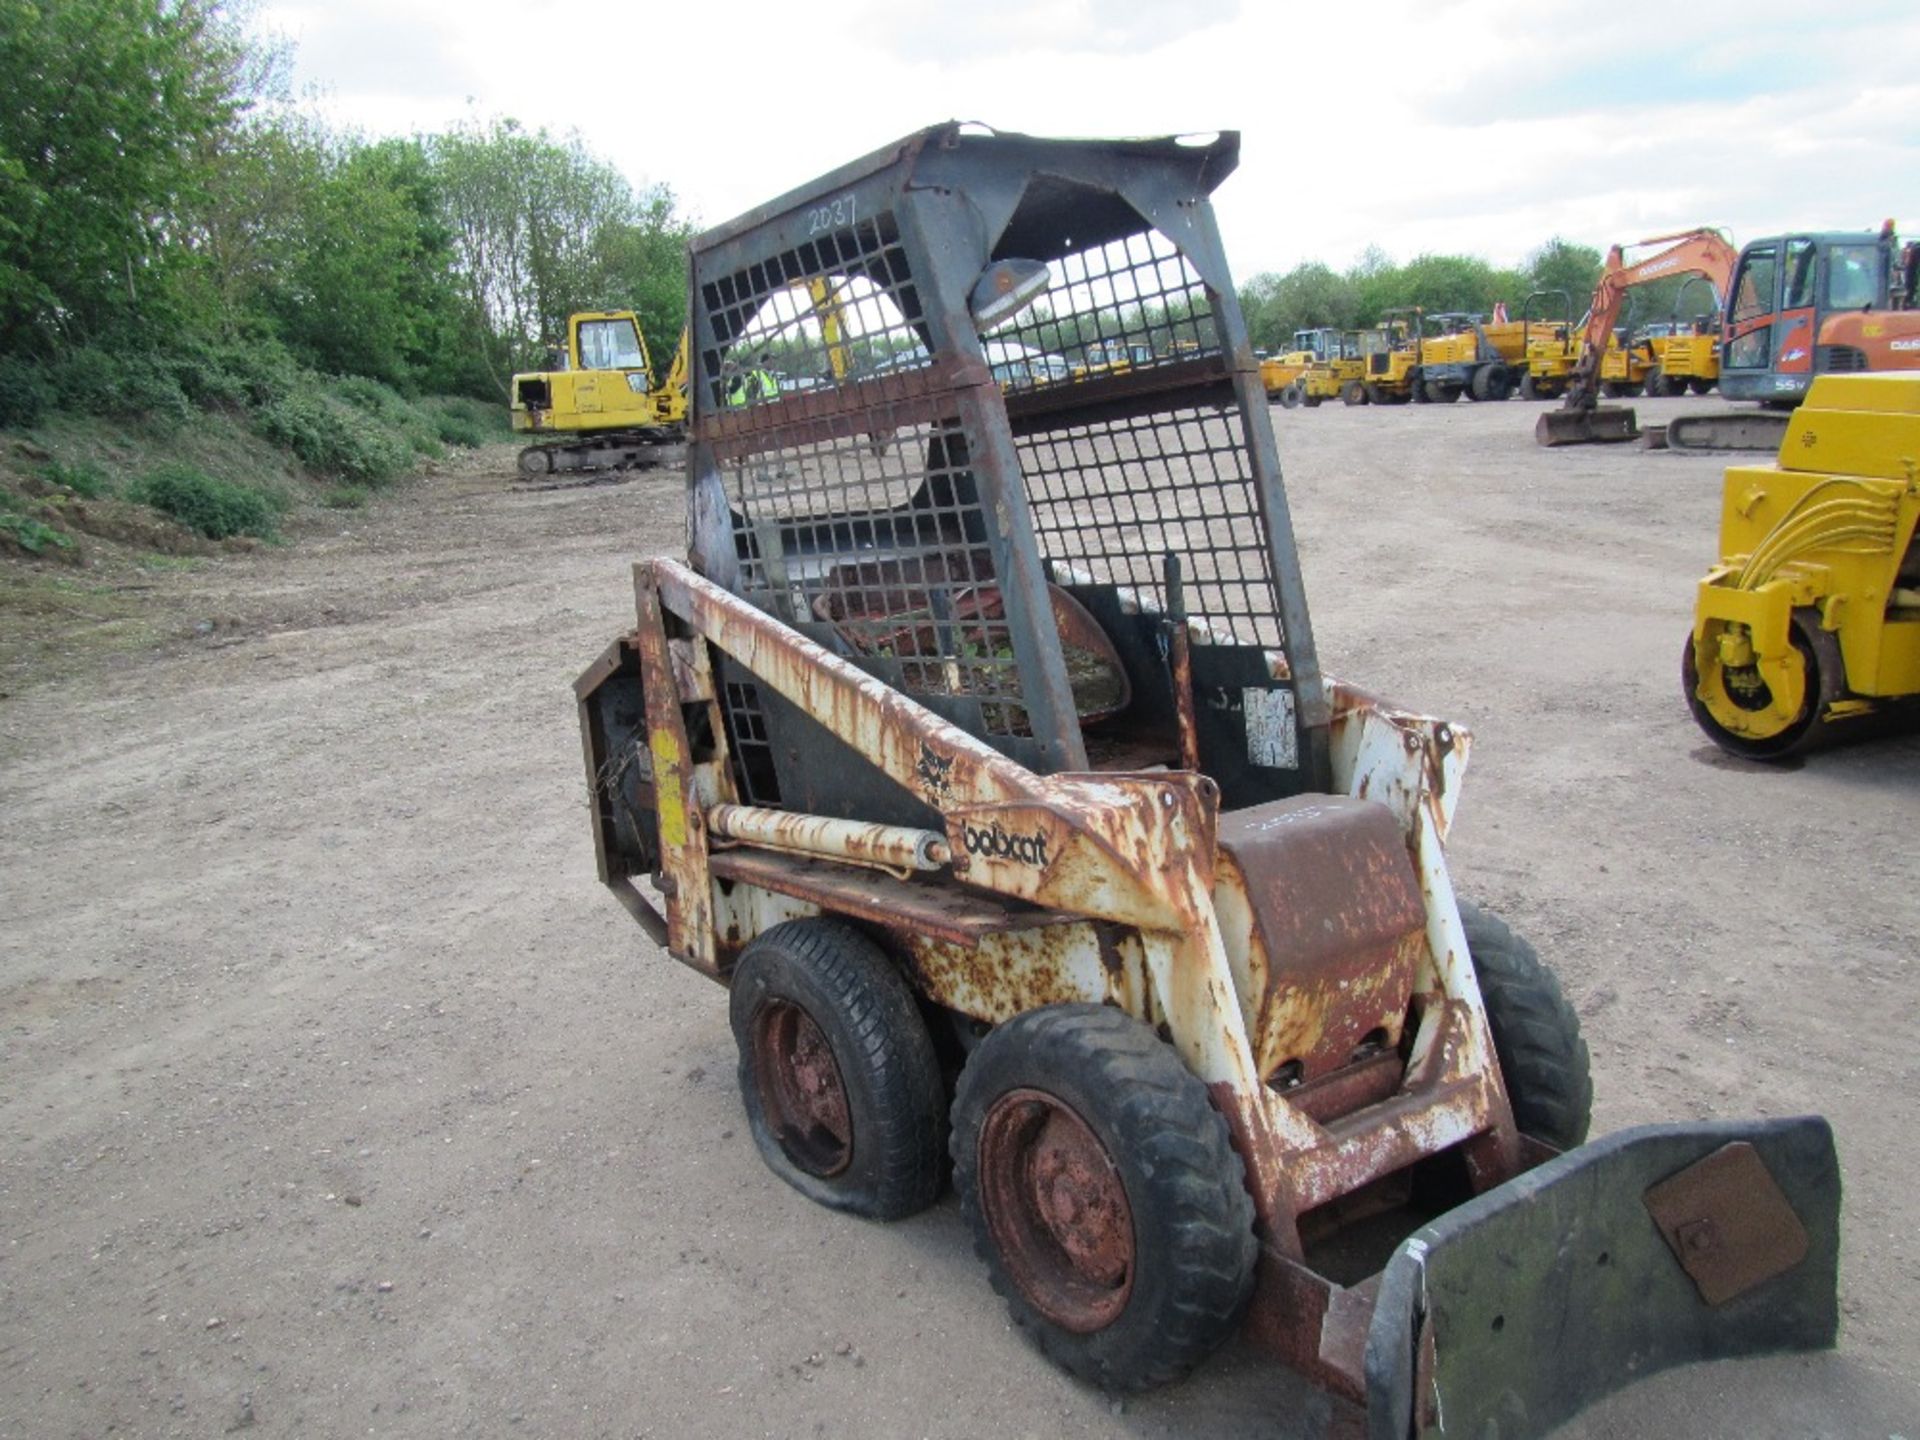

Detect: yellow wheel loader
1686,373,1920,757
575,125,1840,1435
1260,327,1342,407
509,311,689,481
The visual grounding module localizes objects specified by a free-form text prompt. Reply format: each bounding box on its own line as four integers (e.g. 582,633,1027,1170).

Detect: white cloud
254,0,1920,281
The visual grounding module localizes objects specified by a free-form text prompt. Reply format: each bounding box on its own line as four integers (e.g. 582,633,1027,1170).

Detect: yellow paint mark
652,730,687,847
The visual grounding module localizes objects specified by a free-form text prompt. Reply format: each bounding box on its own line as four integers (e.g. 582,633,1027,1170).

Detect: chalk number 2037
808,194,857,235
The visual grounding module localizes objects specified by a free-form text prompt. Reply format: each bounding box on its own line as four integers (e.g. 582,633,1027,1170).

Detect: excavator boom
1537,228,1739,446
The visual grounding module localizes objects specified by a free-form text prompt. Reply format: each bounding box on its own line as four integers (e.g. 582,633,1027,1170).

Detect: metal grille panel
987,230,1219,393
720,679,781,806
1018,405,1283,649
697,215,929,407
718,404,1030,737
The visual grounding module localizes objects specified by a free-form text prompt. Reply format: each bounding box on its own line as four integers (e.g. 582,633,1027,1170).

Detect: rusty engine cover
1213,796,1426,1088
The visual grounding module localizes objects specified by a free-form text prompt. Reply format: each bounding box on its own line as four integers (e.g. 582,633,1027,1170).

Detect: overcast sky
255,0,1919,279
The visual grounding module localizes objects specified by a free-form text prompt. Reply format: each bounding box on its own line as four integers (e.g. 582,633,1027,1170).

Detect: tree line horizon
3,1,1712,421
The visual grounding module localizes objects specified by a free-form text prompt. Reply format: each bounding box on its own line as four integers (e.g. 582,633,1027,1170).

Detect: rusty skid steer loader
575,126,1839,1436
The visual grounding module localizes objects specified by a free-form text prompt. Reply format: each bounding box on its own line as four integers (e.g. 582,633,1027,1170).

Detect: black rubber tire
1303,392,1323,408
729,918,947,1219
1343,380,1370,406
952,1004,1256,1392
1679,614,1838,762
1643,362,1670,398
1481,365,1514,401
1518,373,1539,401
1600,380,1628,399
1689,376,1715,396
1277,382,1303,409
1458,901,1592,1152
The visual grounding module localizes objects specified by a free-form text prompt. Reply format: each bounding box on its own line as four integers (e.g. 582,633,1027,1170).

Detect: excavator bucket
1535,405,1640,446
1362,1116,1840,1438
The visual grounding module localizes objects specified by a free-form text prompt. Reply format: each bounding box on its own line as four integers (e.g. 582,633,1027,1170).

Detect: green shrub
254,386,413,485
0,511,71,553
42,459,113,498
320,484,368,509
127,463,283,540
0,355,52,429
49,347,192,427
433,410,488,448
331,374,403,414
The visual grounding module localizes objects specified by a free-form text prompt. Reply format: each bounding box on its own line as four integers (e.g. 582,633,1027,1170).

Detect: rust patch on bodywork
1214,795,1425,1085
904,922,1128,1022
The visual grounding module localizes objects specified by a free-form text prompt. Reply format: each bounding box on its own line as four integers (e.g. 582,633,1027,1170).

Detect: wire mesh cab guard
684,123,1327,826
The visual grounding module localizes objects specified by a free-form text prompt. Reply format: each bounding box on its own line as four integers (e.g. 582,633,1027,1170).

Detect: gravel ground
2,397,1915,1439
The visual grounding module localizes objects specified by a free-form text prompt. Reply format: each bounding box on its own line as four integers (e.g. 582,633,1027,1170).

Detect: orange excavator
1536,228,1738,446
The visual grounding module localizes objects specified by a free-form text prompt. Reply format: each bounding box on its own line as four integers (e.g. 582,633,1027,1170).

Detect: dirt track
2,398,1916,1439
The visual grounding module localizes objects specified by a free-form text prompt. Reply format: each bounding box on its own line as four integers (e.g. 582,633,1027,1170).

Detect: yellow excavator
510,312,690,480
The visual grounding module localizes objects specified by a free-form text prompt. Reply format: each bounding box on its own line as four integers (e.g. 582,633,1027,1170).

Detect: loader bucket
1534,405,1640,446
1363,1116,1839,1439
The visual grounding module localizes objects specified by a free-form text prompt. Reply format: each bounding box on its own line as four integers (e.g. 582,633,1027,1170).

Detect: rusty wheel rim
751,1000,852,1177
977,1088,1135,1333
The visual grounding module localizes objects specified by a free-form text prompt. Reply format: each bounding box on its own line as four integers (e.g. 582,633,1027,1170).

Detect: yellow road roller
1686,373,1920,757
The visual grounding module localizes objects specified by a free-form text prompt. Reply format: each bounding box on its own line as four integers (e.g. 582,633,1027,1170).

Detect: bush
48,347,192,427
0,355,53,429
433,410,488,448
254,385,413,485
170,336,303,411
0,511,71,553
320,484,368,509
331,374,403,414
127,463,283,540
42,459,113,498
0,490,71,553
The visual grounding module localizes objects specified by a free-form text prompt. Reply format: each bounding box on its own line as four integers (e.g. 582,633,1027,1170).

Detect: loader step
708,848,1079,947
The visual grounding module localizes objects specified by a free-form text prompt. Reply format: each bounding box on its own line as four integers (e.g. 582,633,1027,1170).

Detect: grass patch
126,463,284,541
0,511,71,554
41,459,113,498
320,485,369,510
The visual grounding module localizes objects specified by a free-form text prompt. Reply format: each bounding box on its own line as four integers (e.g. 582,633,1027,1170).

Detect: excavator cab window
577,318,648,372
1730,246,1777,324
1783,238,1817,311
1825,244,1881,311
1726,244,1778,370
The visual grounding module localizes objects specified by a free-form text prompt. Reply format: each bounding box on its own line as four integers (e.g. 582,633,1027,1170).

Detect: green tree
1521,238,1602,319
588,186,695,382
275,137,468,389
1393,254,1507,317
431,119,690,393
1240,263,1359,349
0,0,256,352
